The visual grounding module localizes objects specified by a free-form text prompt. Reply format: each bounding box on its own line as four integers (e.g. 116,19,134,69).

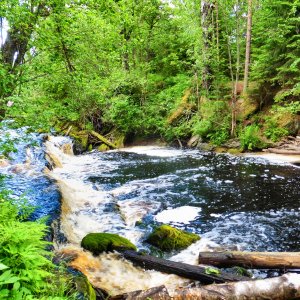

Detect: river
1,128,299,295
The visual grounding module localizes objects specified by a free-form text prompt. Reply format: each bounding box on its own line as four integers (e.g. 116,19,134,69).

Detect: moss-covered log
90,131,117,149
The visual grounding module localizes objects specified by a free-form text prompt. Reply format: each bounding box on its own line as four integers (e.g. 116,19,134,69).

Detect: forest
0,0,300,299
0,0,299,150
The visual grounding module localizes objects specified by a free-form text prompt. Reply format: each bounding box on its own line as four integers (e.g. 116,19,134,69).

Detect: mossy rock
74,274,97,300
98,144,110,152
228,148,242,155
81,233,137,255
146,225,200,252
215,147,227,153
236,97,259,121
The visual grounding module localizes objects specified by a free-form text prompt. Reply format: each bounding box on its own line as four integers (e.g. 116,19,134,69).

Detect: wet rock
236,97,259,120
196,142,215,151
0,159,9,167
146,225,200,252
81,233,137,255
224,138,241,149
228,148,243,155
215,147,227,153
187,135,201,148
98,144,110,152
74,273,97,300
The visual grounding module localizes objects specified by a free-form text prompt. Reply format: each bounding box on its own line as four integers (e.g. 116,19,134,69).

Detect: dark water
87,150,300,252
1,125,299,253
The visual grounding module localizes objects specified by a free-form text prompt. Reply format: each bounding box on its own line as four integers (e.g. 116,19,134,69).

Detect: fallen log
265,148,300,155
172,273,300,300
110,285,171,300
198,251,300,269
90,130,117,149
111,273,300,300
122,251,250,284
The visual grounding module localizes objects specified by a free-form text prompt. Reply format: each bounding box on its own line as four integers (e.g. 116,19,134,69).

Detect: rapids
1,128,299,295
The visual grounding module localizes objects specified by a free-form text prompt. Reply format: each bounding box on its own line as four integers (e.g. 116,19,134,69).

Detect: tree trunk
243,0,253,94
171,273,300,300
122,250,250,284
90,130,117,149
110,285,171,300
231,0,242,137
111,274,300,300
199,251,300,269
201,1,214,93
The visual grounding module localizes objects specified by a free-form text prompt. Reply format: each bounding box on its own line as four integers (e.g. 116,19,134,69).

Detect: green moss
146,225,200,252
75,274,96,300
98,144,110,152
228,148,242,155
81,233,137,255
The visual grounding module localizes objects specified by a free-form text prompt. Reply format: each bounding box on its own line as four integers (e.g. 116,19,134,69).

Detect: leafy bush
239,125,266,150
0,192,76,299
192,100,231,145
264,119,289,142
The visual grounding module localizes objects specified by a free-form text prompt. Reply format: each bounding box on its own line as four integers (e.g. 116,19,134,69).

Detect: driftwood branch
122,251,250,284
198,251,300,269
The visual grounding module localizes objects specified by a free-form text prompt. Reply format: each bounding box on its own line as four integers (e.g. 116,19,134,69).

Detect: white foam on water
245,152,300,165
45,138,200,294
115,146,185,157
154,206,202,224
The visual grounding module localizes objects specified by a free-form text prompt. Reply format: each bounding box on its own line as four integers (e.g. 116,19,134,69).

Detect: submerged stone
81,233,137,255
146,225,200,252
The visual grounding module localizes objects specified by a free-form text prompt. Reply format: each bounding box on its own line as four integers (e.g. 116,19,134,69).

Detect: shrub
264,119,289,142
192,100,231,145
0,191,76,299
239,125,266,150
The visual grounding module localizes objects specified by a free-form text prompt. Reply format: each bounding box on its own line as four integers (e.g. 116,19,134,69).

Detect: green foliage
0,189,76,299
192,100,230,145
264,119,289,142
81,233,137,255
0,131,17,158
204,267,220,275
239,125,266,151
146,225,200,252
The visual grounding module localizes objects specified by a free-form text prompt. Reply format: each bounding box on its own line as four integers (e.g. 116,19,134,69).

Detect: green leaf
204,267,220,275
0,263,9,271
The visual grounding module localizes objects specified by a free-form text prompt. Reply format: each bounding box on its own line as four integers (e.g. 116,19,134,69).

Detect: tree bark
122,251,250,284
198,251,300,269
110,285,171,300
243,0,253,94
231,0,242,137
201,1,214,93
171,273,300,300
111,274,300,300
90,130,117,149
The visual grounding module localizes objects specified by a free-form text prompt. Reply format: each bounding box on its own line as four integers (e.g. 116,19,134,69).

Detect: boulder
98,144,110,152
187,135,201,148
81,233,137,255
146,225,200,252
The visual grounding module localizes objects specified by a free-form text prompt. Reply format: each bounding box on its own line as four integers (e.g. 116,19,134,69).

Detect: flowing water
1,128,300,295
